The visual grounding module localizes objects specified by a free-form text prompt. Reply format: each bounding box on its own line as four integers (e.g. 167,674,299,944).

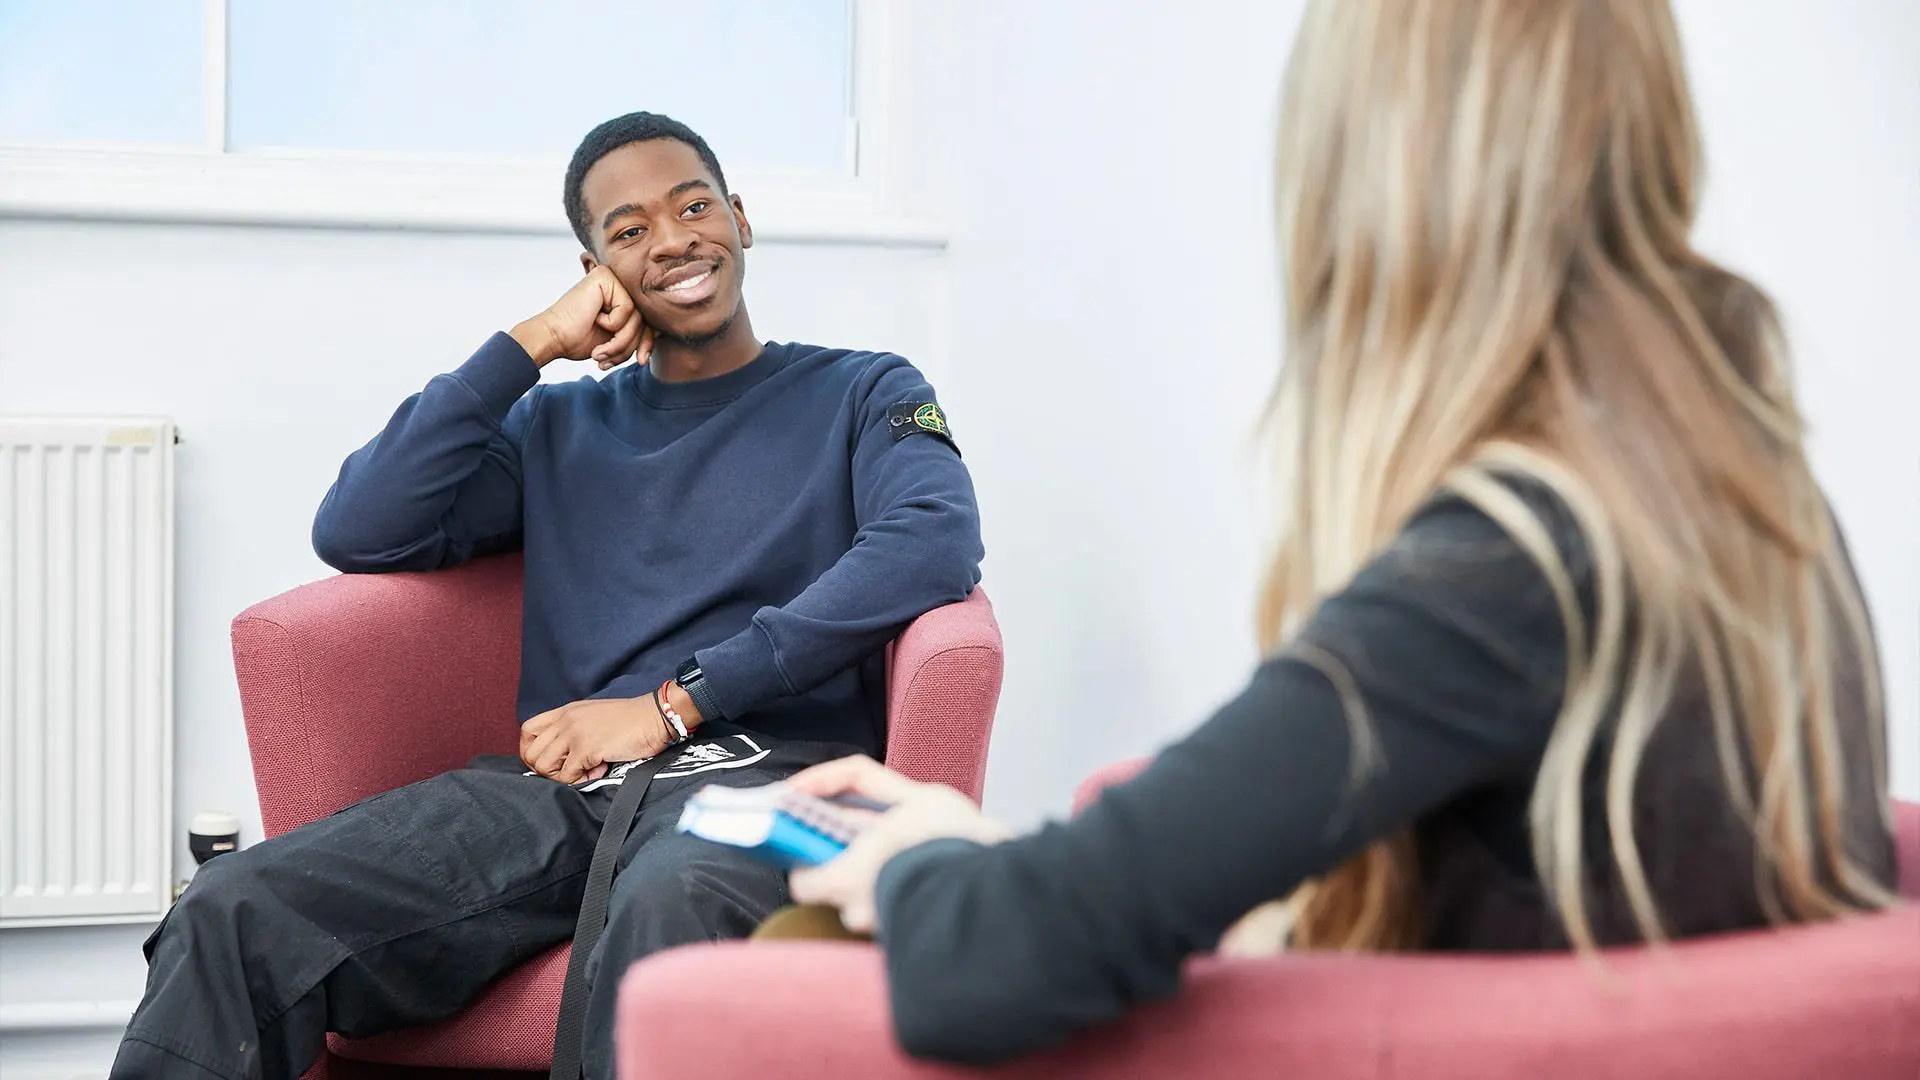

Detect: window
0,1,203,147
0,0,935,243
225,0,852,172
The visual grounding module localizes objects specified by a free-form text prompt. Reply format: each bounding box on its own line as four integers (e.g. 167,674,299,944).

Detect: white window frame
0,0,941,246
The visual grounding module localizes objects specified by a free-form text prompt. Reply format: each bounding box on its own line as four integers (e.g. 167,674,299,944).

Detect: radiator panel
1,418,174,925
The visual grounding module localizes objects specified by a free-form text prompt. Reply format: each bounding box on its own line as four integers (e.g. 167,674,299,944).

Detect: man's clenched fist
519,696,671,785
510,265,655,371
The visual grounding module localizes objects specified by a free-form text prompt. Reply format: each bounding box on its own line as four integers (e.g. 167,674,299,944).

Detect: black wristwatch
675,658,725,725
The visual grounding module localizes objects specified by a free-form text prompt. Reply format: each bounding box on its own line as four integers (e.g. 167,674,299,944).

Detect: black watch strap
675,658,725,724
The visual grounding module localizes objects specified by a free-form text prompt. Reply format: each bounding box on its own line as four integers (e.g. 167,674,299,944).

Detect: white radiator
1,417,174,926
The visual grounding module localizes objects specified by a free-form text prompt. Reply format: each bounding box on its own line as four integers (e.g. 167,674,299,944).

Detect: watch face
676,659,702,685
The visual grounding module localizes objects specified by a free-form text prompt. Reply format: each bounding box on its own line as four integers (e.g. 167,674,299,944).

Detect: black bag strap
549,754,675,1080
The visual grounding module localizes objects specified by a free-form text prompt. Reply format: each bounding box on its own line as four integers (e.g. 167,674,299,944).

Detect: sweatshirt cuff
694,617,790,721
452,332,542,424
874,837,985,940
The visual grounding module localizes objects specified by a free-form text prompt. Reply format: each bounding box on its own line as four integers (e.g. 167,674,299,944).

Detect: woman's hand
786,756,1013,934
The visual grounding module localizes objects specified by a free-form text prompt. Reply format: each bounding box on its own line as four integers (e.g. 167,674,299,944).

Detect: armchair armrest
613,771,1919,1080
619,906,1920,1080
884,588,1004,803
1072,757,1152,816
1897,799,1920,900
232,555,525,837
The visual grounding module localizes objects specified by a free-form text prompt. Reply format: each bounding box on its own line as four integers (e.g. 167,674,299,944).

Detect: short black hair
564,112,729,252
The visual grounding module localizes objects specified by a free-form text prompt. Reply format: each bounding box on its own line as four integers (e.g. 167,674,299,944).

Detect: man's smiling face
580,138,753,347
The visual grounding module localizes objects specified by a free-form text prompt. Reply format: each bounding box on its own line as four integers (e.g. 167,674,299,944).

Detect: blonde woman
784,0,1898,1064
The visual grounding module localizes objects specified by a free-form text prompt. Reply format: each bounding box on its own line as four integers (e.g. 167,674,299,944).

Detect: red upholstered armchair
615,760,1920,1080
229,554,1003,1078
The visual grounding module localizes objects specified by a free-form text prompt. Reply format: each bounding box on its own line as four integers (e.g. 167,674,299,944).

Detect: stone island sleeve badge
886,401,958,453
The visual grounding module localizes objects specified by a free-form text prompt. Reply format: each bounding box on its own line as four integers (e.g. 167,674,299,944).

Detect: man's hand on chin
519,697,670,785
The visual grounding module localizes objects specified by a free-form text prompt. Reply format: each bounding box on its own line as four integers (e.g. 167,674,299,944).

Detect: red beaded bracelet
655,680,690,742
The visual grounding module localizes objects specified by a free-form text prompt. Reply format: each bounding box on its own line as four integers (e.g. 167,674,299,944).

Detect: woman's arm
868,491,1584,1064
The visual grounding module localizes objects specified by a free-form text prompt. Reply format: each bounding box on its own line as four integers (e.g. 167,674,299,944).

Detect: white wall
3,0,1915,1074
932,0,1293,819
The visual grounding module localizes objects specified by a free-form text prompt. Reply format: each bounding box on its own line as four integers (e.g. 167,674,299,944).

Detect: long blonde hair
1249,0,1894,953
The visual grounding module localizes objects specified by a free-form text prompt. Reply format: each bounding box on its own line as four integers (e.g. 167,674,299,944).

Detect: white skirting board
0,999,139,1030
0,1001,136,1080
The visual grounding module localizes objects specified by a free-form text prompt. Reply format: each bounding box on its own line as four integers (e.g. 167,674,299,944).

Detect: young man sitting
111,111,983,1080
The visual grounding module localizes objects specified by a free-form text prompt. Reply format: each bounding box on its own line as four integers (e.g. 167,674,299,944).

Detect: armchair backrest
235,555,1003,835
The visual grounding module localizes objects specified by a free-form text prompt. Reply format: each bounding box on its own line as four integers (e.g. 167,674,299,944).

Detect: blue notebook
675,782,870,869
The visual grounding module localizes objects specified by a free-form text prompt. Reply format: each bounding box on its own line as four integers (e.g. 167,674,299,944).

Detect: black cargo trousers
109,733,859,1080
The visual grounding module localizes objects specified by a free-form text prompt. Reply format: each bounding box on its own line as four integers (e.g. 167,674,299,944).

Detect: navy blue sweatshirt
312,332,983,753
